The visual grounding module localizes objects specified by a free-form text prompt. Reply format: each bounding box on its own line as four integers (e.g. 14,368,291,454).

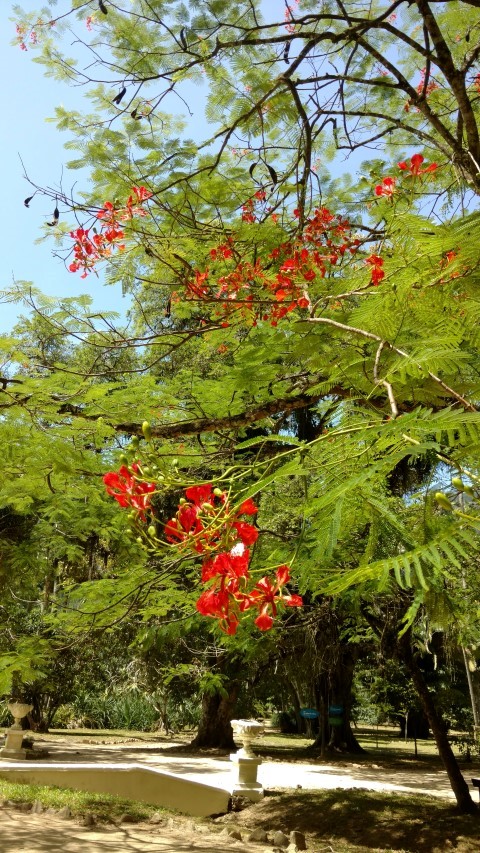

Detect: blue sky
1,1,128,334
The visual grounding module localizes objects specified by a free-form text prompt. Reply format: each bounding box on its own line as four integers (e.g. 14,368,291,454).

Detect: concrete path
33,738,477,801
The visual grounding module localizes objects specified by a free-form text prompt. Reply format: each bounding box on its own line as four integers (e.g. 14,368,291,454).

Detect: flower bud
147,525,156,537
142,421,152,441
451,477,465,491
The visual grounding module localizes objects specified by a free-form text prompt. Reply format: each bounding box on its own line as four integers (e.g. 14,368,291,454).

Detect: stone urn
7,702,33,730
230,719,265,802
0,702,33,760
231,719,265,756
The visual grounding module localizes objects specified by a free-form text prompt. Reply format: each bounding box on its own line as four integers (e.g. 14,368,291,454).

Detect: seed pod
179,27,188,50
24,195,35,208
283,42,291,64
99,0,108,13
142,420,152,441
267,164,278,186
434,492,452,511
113,86,127,105
148,525,156,537
451,477,465,491
249,162,257,179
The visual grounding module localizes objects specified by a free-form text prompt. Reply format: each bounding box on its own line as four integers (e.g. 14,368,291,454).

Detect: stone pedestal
230,753,264,802
0,702,32,761
1,728,28,760
230,719,265,802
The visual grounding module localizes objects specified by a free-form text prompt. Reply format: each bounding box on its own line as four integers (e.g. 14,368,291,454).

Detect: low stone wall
0,761,230,817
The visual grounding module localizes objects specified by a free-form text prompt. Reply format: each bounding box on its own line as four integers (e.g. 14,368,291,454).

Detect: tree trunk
397,630,477,813
190,682,239,750
462,646,480,729
310,646,364,754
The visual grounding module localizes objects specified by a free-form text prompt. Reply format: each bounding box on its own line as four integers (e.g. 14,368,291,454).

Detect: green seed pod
452,477,465,491
142,421,152,441
213,488,223,497
147,525,156,537
435,492,452,511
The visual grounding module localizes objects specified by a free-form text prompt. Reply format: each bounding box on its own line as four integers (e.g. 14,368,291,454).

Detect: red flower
196,579,241,635
103,465,155,521
243,566,303,631
185,483,213,506
232,521,259,546
375,177,396,197
398,154,437,176
132,186,153,202
237,498,258,516
201,549,250,582
164,504,204,548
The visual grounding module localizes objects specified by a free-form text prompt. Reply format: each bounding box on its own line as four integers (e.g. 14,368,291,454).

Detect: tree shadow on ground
222,788,480,853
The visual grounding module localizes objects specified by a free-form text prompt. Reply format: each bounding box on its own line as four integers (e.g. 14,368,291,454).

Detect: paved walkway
31,738,475,801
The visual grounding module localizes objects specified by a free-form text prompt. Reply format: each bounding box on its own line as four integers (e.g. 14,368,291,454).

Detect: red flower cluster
69,227,126,278
15,18,51,50
68,186,152,277
374,152,437,204
197,564,302,634
164,483,258,555
209,238,234,261
366,254,385,286
185,206,361,327
164,483,302,633
103,472,303,633
416,68,440,97
103,464,155,521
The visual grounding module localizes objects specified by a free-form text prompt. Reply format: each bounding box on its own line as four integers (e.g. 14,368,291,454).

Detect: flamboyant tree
5,0,480,809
